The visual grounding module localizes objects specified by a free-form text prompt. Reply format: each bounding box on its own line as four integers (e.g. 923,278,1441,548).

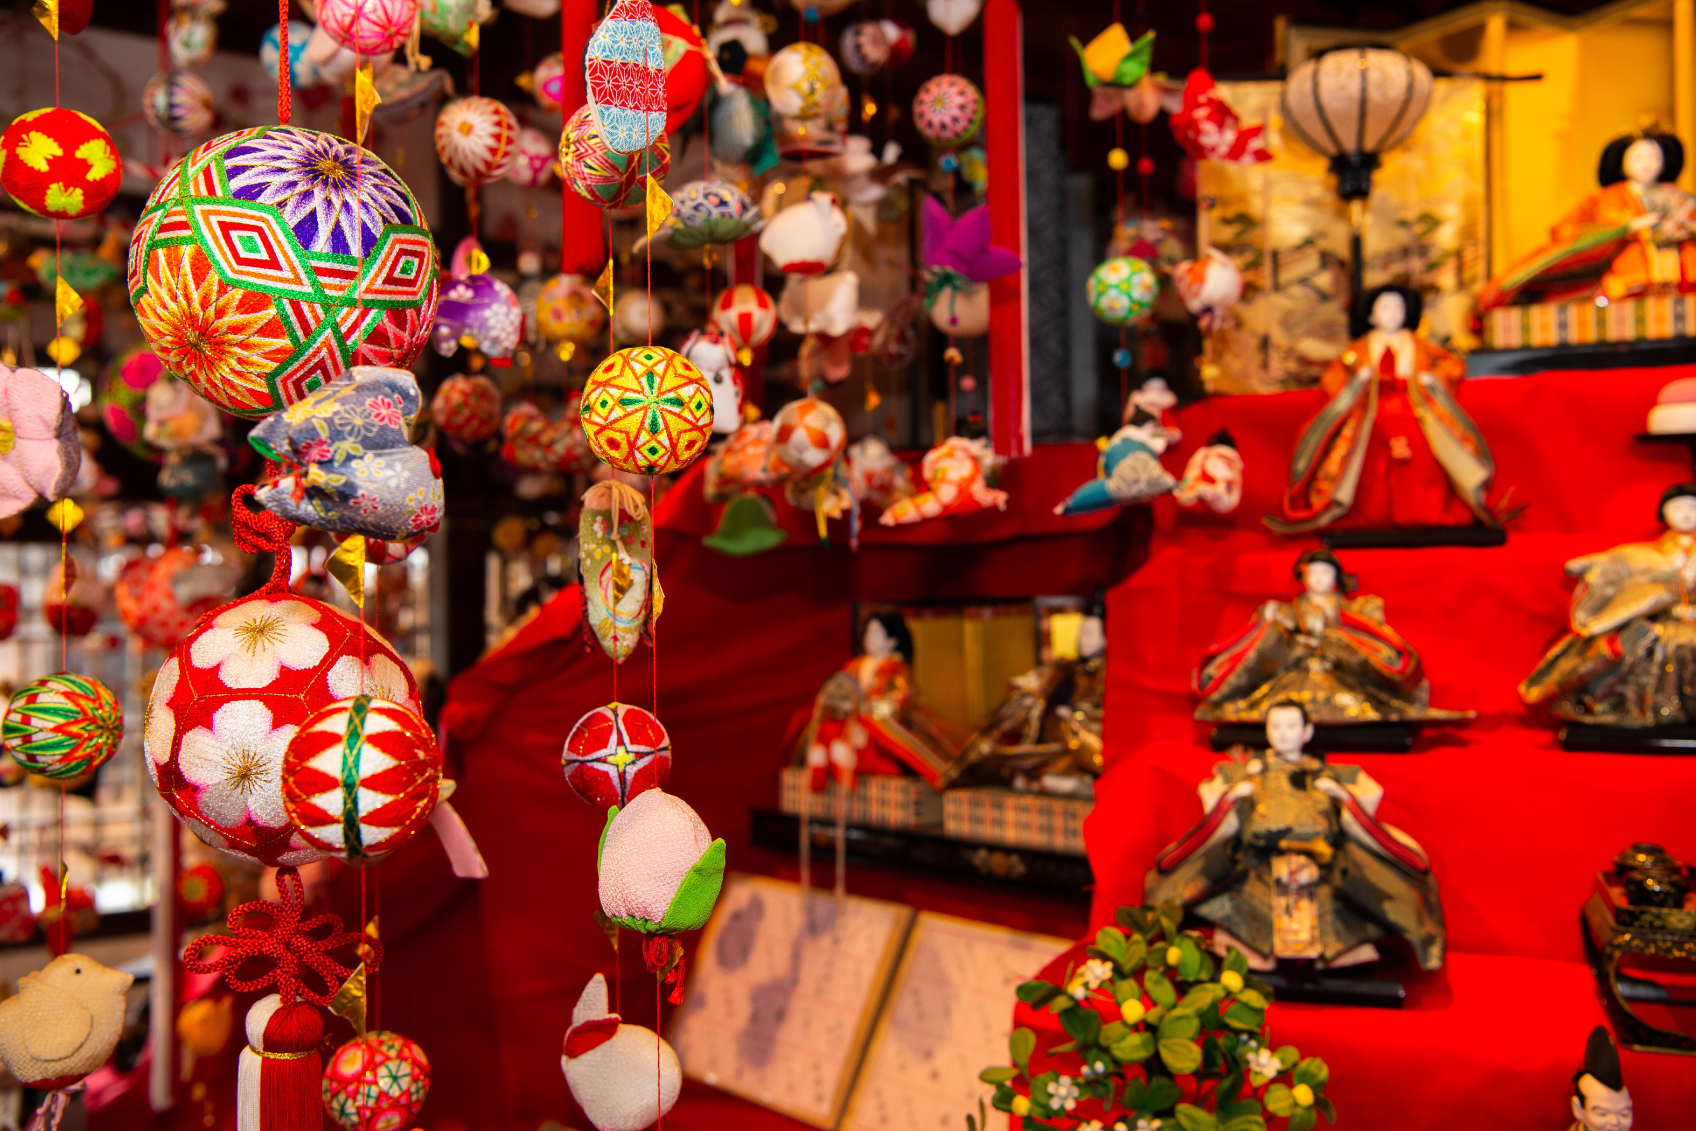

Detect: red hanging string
277,0,292,124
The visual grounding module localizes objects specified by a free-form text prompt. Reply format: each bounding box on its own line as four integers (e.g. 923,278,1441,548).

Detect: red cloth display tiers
1018,945,1693,1131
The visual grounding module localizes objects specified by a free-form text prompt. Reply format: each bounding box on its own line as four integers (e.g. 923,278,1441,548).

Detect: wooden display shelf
748,809,1093,902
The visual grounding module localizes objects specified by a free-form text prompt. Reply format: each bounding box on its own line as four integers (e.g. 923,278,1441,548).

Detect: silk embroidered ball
563,702,671,808
0,108,120,221
430,373,503,442
282,695,440,862
1086,256,1159,326
912,74,983,147
2,674,123,781
580,346,713,474
145,593,422,866
128,127,440,418
535,273,606,345
143,72,216,138
559,104,670,209
507,126,557,188
322,1030,431,1131
434,96,519,188
585,0,669,154
316,0,420,55
711,284,777,353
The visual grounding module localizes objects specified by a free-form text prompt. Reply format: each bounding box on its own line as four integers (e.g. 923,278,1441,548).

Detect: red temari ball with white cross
562,702,671,808
144,593,421,867
282,695,440,862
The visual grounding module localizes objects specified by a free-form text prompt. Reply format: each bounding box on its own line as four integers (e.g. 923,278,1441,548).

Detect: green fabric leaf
1176,935,1203,981
1264,1084,1294,1117
1235,988,1268,1009
1219,1098,1260,1119
980,1067,1019,1084
1223,948,1249,976
1122,936,1148,971
1109,1030,1156,1062
1010,1027,1036,1069
1067,36,1101,88
1109,30,1156,86
1174,1104,1219,1131
1144,968,1177,1008
597,804,619,869
1216,1073,1245,1108
1275,1046,1300,1070
657,838,726,932
1177,984,1226,1013
1159,1037,1203,1075
1220,1116,1269,1131
1316,1097,1337,1124
1293,1057,1329,1089
1117,905,1151,935
1099,1021,1129,1046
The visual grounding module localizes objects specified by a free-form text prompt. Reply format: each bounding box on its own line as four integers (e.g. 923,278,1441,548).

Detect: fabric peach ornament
597,788,725,938
0,364,80,520
562,974,681,1131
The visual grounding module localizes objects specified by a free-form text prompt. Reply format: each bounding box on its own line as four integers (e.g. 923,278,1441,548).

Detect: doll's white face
1369,291,1407,334
1265,707,1314,761
1077,615,1106,659
1572,1077,1633,1131
1303,562,1339,595
863,618,896,659
1664,496,1696,533
1623,138,1664,187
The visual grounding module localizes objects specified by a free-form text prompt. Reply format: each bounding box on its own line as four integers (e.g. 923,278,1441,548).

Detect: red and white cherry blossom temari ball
563,702,671,809
145,594,421,866
282,695,440,862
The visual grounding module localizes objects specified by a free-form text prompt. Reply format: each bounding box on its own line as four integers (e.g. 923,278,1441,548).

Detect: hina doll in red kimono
1266,285,1499,534
800,612,964,790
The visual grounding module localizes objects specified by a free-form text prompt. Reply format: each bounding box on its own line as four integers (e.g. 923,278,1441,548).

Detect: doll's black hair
1572,1025,1625,1101
864,611,915,663
1659,482,1696,523
1292,548,1357,593
1348,284,1424,340
1598,133,1684,187
1265,698,1311,725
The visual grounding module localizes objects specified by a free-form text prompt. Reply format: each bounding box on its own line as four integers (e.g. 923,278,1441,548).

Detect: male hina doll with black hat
1570,1025,1632,1131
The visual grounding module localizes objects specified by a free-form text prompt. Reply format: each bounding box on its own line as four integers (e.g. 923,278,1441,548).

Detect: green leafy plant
977,903,1335,1131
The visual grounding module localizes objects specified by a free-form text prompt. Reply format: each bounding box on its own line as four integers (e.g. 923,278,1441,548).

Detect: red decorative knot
641,935,687,1004
183,866,376,1007
1195,11,1215,33
229,476,297,595
1136,156,1156,177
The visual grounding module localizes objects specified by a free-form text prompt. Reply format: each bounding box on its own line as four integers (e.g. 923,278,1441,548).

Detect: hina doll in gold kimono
1145,701,1446,971
942,596,1106,797
1521,483,1696,727
1482,132,1696,311
1266,286,1500,534
799,612,965,790
1194,549,1471,724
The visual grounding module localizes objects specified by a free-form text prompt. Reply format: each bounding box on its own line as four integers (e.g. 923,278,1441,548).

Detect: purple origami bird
921,197,1023,282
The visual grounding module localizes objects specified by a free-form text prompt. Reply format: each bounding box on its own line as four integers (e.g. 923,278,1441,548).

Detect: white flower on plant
1081,1058,1111,1079
176,700,297,830
1067,957,1114,1000
1245,1046,1281,1079
1136,1119,1162,1131
1079,1121,1105,1131
1046,1076,1080,1112
190,599,329,689
144,656,180,767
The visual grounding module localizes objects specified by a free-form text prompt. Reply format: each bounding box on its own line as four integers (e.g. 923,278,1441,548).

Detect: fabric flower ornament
1170,68,1271,164
878,436,1007,525
249,367,444,543
0,364,80,520
1070,24,1156,120
1054,410,1178,516
562,974,681,1131
920,197,1021,337
597,789,725,933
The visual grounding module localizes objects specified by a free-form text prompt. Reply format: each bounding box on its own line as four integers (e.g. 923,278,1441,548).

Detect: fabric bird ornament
878,436,1007,525
0,953,133,1130
562,974,681,1131
249,367,444,544
920,198,1022,337
1054,409,1178,516
0,364,79,520
1170,68,1271,164
1070,24,1156,121
1173,429,1244,515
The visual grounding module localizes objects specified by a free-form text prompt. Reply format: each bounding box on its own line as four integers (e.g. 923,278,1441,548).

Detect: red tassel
260,1002,323,1131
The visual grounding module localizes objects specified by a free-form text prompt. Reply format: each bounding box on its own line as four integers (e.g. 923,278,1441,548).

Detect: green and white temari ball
1085,256,1159,327
3,673,123,780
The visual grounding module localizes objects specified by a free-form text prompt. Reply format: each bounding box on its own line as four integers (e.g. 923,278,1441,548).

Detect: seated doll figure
1145,701,1446,972
1483,131,1696,312
1521,482,1696,727
1570,1026,1632,1131
1194,549,1471,725
799,612,964,791
1266,285,1499,535
942,595,1106,798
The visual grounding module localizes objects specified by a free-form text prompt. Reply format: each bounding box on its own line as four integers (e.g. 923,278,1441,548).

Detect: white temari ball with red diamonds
144,593,420,866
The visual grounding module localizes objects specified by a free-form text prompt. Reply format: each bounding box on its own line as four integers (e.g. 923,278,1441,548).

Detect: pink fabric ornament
597,788,724,933
0,364,79,521
531,52,567,113
507,126,557,188
562,702,672,808
878,436,1007,525
1169,68,1271,164
912,74,983,147
323,1030,430,1131
434,97,519,187
316,0,420,55
430,374,504,443
114,546,234,651
562,974,680,1131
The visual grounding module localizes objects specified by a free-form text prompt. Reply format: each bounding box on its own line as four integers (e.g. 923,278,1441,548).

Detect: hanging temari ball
559,104,670,210
432,271,523,359
2,674,123,781
322,1030,431,1131
535,273,606,345
563,703,671,809
0,109,120,221
763,43,842,122
145,593,422,866
430,374,503,442
1086,256,1159,326
531,52,567,113
434,96,519,188
261,21,322,90
711,284,777,353
507,126,556,189
580,346,713,474
316,0,420,55
128,126,440,418
282,695,440,862
585,0,669,154
144,71,216,138
912,74,983,147
421,0,488,56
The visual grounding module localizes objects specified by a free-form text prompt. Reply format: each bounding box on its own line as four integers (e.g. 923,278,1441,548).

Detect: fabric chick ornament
249,367,444,544
0,109,120,220
0,364,80,520
2,674,123,782
563,973,681,1131
920,197,1021,337
586,0,669,154
563,702,671,808
580,347,713,474
183,866,371,1131
1054,409,1178,516
598,788,725,1001
434,97,520,188
128,127,440,418
879,436,1007,525
578,481,654,662
0,954,134,1128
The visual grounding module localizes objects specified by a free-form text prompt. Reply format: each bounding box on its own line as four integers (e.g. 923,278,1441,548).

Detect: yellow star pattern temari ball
580,346,713,474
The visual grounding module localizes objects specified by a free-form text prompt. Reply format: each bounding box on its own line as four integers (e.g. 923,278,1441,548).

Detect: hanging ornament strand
277,0,291,124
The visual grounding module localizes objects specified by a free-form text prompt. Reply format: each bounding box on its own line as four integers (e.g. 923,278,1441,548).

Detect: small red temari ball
0,108,120,220
562,702,672,808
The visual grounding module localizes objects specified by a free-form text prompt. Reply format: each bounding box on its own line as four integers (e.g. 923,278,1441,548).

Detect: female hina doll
1482,131,1696,311
1521,483,1696,728
1145,701,1446,972
1265,285,1500,534
799,612,964,791
1194,549,1471,725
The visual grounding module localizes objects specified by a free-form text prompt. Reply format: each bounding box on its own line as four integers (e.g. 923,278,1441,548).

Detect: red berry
1136,156,1155,176
1195,11,1215,32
